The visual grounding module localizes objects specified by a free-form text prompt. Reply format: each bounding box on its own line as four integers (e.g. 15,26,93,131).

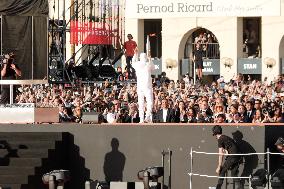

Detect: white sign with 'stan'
125,0,281,18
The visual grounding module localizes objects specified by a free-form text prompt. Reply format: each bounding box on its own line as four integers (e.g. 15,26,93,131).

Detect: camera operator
0,53,21,104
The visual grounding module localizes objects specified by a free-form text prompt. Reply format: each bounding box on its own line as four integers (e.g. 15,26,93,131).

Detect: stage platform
0,124,282,189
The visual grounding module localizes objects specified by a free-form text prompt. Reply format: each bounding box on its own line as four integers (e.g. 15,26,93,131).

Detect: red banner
70,21,115,45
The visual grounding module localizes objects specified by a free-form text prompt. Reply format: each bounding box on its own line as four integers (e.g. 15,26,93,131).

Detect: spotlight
138,166,164,189
42,170,70,189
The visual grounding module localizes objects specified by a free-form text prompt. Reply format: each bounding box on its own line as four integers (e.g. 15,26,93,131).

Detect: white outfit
106,112,117,123
132,53,155,122
163,109,168,123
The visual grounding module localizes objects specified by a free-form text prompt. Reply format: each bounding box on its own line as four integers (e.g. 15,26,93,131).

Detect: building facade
125,0,284,82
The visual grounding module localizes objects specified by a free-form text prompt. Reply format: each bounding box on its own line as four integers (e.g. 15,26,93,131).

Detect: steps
0,175,28,184
9,158,42,167
0,167,35,175
8,140,55,149
0,184,21,189
0,132,63,189
0,149,48,158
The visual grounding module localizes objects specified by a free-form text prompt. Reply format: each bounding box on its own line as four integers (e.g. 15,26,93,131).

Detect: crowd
12,73,284,124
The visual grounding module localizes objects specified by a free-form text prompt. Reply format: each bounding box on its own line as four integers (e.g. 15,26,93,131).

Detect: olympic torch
146,35,151,58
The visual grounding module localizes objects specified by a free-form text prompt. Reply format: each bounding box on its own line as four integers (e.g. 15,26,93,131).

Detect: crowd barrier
189,148,284,189
0,80,48,104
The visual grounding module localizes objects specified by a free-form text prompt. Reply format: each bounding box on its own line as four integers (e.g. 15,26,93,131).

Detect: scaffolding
48,0,125,83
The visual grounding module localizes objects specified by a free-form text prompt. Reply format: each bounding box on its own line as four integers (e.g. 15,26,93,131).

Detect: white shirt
132,53,155,90
107,112,117,123
247,111,251,117
163,109,168,122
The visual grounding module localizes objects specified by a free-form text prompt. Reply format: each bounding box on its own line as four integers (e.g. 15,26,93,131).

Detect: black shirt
218,135,238,154
194,49,203,63
1,63,19,80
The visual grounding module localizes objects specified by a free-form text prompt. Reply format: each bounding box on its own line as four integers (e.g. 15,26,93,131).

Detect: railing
188,148,283,189
0,80,48,104
186,43,220,59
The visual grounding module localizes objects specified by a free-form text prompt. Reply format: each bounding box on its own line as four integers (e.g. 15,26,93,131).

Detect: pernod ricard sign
125,0,280,18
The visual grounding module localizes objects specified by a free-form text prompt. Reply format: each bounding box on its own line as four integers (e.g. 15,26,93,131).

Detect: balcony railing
186,43,220,59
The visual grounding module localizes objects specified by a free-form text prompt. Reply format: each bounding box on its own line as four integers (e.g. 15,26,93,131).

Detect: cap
212,125,222,136
275,137,284,146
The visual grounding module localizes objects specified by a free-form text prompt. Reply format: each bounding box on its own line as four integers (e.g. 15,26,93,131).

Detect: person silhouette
103,138,126,183
232,130,258,188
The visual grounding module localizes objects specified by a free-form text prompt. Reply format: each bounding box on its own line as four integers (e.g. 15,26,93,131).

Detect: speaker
82,112,100,124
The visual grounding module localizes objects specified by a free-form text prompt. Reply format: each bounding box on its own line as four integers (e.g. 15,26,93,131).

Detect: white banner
125,0,281,18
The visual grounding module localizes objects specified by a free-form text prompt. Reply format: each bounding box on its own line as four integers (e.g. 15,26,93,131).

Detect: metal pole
32,16,34,79
1,15,2,55
168,149,172,189
70,0,75,55
267,148,270,189
193,59,196,85
1,15,2,93
9,84,13,104
47,17,49,81
161,150,165,189
225,172,228,189
63,0,66,61
58,0,60,21
190,147,193,189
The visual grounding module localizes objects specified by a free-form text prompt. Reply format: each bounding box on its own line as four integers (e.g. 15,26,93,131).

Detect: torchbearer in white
132,35,155,123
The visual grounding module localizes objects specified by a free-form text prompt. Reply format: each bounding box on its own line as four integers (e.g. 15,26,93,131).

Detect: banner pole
32,16,34,79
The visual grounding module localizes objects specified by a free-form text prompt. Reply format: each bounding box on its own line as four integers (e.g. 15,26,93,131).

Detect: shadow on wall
232,130,259,181
0,140,19,166
103,138,126,183
265,126,284,174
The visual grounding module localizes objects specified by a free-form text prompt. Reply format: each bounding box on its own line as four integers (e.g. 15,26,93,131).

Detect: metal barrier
188,148,284,189
0,80,48,104
191,43,220,59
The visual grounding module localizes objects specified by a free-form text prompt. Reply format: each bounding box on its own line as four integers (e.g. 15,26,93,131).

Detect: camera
0,55,8,65
0,53,14,65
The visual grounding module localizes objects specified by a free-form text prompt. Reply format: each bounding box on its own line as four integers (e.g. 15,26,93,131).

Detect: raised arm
132,47,139,62
11,64,22,77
